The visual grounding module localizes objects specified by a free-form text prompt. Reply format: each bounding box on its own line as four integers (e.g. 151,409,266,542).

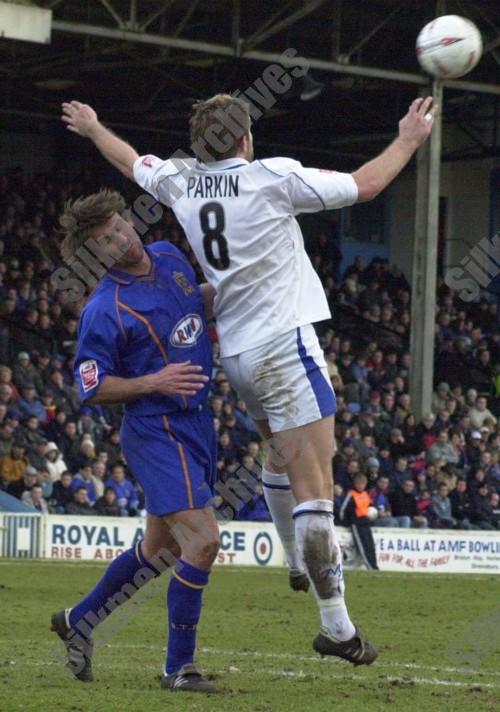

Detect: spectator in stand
13,352,43,394
0,420,15,458
450,478,475,530
0,384,17,410
387,428,407,460
431,483,456,529
21,415,44,452
58,420,81,470
44,442,67,482
91,460,107,496
368,475,397,527
490,492,500,528
393,455,413,487
233,399,259,437
236,481,271,522
36,467,53,501
66,486,94,516
94,487,122,517
44,409,67,444
101,428,122,465
21,483,49,513
17,384,46,421
432,382,452,414
365,456,381,486
73,438,96,472
413,413,437,452
50,471,74,513
0,441,28,492
469,396,497,430
46,369,79,414
28,438,49,471
389,479,428,528
105,463,139,516
427,429,460,467
471,482,497,530
71,461,97,504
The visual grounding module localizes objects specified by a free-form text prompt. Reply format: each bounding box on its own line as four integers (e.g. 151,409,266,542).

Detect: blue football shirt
74,241,213,416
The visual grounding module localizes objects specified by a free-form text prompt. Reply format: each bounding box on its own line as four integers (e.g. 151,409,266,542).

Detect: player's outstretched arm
87,363,209,405
61,101,139,181
352,96,439,202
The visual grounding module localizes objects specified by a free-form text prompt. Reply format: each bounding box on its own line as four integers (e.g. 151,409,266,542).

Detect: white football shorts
220,323,337,433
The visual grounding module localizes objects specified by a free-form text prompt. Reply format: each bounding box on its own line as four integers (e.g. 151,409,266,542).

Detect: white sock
262,466,302,571
293,500,355,642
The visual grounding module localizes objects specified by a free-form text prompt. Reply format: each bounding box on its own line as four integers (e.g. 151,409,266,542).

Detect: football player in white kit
62,92,436,665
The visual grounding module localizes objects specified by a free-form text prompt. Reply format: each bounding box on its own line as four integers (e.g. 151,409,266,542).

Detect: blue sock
69,543,159,638
166,559,210,674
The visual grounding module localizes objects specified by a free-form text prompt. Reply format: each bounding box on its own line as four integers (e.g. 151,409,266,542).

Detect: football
367,506,379,522
416,15,483,79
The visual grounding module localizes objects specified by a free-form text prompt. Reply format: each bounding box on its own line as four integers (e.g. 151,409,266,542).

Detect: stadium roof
1,0,500,165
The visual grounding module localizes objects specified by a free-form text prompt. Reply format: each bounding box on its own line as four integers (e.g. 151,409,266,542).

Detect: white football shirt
134,155,358,357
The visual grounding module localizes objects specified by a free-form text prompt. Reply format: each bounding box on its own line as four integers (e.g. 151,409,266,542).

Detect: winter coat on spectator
449,489,473,522
469,406,497,430
104,478,138,513
0,453,28,484
471,491,495,526
94,496,122,517
50,480,74,511
431,493,454,523
427,441,459,465
65,500,94,516
17,396,46,422
233,406,258,435
389,487,418,518
13,363,43,394
21,490,49,513
44,442,67,482
0,433,14,458
71,475,97,504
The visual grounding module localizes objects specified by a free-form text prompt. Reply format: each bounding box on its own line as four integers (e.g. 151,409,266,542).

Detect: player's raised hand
152,362,209,398
62,101,99,138
398,96,439,148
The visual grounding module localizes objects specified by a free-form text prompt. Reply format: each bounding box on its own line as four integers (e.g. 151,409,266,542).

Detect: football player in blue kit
50,189,220,693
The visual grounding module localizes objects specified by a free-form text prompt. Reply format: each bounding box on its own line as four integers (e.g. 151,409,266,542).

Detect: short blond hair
189,93,251,161
59,189,126,262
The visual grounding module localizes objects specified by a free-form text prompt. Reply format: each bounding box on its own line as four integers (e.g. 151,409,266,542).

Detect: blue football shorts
120,406,217,516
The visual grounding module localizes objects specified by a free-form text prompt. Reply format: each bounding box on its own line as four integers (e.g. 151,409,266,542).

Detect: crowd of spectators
0,166,499,530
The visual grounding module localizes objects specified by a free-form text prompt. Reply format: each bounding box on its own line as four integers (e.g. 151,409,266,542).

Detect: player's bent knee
200,536,220,563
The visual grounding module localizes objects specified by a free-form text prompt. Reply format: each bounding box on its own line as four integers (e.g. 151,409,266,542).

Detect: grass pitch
0,561,499,712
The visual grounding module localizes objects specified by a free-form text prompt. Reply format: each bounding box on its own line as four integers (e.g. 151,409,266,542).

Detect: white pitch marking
60,641,500,678
16,661,500,689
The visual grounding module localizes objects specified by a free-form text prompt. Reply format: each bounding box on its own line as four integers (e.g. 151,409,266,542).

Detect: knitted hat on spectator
471,431,482,439
17,352,30,361
366,457,380,468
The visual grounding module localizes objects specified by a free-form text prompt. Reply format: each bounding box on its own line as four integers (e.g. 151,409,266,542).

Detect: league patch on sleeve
141,156,156,168
79,360,99,392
